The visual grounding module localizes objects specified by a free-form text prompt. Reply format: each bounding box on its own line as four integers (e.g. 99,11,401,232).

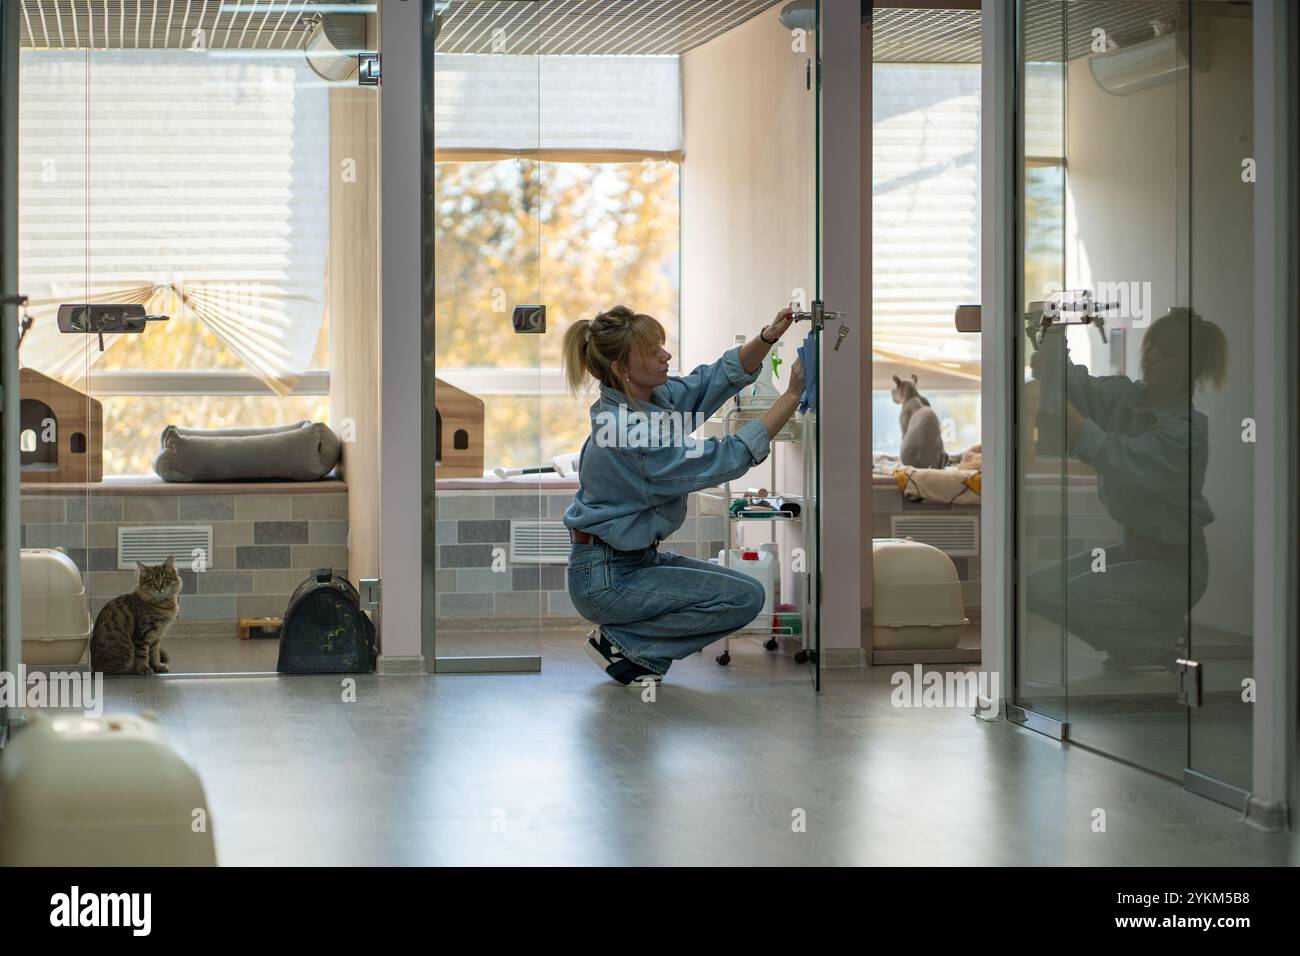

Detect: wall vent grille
118,526,213,571
509,520,570,565
890,515,979,557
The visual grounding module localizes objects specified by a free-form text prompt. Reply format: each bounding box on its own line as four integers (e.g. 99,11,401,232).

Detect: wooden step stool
238,617,282,640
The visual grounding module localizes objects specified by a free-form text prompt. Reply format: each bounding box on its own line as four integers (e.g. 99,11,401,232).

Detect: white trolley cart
694,399,818,666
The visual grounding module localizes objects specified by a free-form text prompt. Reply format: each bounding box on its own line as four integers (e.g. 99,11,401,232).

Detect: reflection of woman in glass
1026,307,1228,670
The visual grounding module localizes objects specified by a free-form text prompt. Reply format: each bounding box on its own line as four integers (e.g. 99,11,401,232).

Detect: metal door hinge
1175,658,1202,707
359,52,381,86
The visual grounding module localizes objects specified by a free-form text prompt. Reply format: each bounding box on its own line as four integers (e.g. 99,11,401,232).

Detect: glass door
1013,0,1255,800
17,2,376,676
1184,0,1255,801
427,0,823,684
427,0,543,671
809,0,824,692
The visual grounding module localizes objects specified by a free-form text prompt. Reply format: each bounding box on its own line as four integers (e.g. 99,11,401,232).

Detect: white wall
681,7,816,373
1187,17,1254,641
680,6,816,613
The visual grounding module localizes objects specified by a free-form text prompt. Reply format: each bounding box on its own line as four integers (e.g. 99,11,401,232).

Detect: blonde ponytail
560,305,666,405
561,319,596,397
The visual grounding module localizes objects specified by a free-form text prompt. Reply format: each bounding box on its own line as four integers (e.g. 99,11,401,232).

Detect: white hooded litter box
872,538,969,650
0,712,217,866
20,549,92,666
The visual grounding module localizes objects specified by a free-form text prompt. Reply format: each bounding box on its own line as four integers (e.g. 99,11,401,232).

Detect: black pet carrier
276,568,377,674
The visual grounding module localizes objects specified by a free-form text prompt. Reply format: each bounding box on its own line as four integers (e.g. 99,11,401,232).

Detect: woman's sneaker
583,629,663,687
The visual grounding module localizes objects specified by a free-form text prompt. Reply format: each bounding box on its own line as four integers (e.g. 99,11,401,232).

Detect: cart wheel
794,650,809,664
764,638,779,651
716,651,731,666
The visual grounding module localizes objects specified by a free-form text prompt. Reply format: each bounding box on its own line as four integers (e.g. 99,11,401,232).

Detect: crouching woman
561,304,803,686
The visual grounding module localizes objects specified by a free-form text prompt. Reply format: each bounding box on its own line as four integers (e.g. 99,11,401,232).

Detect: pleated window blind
433,54,683,160
17,50,329,396
872,63,983,388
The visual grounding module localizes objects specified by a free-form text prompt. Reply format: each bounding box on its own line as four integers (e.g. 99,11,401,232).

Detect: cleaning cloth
796,330,818,414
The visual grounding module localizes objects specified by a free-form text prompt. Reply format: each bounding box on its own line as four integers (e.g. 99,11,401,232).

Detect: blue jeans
1025,537,1208,660
566,542,766,675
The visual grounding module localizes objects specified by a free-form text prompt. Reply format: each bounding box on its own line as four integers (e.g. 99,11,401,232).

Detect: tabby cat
90,555,182,675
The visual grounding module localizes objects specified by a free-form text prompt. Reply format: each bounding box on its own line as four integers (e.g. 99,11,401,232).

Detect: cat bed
872,538,969,650
0,711,216,866
894,465,981,505
153,421,341,482
20,549,91,666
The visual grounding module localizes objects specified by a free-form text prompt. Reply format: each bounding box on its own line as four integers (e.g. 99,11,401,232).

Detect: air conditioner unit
1089,29,1206,97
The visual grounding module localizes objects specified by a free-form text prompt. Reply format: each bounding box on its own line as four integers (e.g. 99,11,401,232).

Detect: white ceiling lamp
303,3,369,83
779,0,818,33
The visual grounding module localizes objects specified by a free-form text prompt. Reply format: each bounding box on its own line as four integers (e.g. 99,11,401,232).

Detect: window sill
20,475,347,496
436,475,579,491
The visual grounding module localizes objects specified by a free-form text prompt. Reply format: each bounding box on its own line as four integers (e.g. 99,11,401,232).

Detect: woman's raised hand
764,306,796,341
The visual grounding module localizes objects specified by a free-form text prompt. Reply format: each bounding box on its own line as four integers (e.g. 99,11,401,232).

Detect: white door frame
1,0,22,739
1247,0,1297,830
978,0,1016,720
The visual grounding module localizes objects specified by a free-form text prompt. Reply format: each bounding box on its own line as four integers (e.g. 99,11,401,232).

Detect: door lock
791,300,849,350
1026,290,1117,348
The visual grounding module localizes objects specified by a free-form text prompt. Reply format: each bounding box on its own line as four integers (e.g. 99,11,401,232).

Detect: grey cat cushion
153,421,341,482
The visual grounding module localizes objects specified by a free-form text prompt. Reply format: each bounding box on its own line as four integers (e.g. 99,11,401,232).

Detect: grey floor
50,627,1298,866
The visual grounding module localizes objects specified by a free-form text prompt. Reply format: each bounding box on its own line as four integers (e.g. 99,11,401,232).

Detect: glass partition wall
427,0,823,683
1012,0,1256,802
16,2,378,676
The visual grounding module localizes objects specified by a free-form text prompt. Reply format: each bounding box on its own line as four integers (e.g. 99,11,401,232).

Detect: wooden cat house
434,377,484,478
18,368,103,483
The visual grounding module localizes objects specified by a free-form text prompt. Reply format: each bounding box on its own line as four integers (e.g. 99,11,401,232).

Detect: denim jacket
1060,356,1215,544
562,346,772,551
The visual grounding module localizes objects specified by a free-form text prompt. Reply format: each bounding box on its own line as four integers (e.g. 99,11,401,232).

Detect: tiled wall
1020,482,1123,567
20,492,349,621
435,491,729,619
440,487,1000,620
871,483,982,610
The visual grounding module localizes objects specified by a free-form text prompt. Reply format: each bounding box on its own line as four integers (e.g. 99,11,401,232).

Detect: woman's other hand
786,357,805,396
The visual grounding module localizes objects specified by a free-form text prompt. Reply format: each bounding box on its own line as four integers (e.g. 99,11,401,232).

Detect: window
433,52,685,471
18,49,334,476
872,62,983,455
434,159,681,470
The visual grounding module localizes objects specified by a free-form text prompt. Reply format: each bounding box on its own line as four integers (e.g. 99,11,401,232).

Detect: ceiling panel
872,1,1194,65
16,0,365,50
18,0,786,56
434,0,785,57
